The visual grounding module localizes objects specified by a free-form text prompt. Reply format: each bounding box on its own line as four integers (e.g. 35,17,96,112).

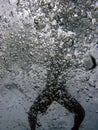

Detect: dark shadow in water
28,58,85,130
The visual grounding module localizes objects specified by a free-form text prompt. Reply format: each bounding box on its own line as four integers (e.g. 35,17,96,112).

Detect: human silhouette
28,42,87,130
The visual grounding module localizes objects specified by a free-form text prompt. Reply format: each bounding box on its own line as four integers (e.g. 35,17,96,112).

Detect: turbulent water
0,0,98,130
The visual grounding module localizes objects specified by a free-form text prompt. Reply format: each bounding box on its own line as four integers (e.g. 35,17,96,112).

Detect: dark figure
28,44,86,130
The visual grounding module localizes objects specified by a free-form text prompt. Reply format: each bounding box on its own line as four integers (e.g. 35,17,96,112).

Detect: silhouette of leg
68,97,85,130
55,87,85,130
28,87,55,130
